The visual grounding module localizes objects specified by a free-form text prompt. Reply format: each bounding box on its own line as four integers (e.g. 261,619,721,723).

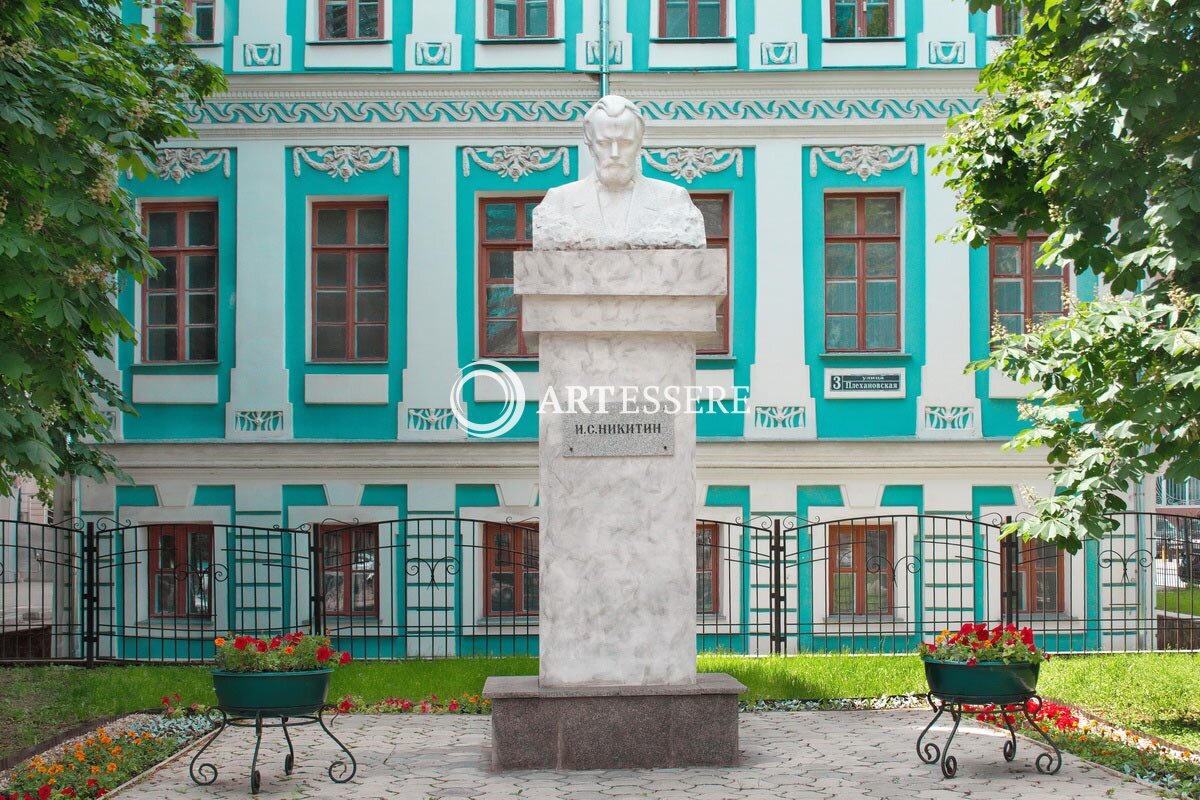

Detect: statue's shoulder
642,177,693,203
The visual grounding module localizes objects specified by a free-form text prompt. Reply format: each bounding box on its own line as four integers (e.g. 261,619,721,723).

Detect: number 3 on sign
831,376,842,391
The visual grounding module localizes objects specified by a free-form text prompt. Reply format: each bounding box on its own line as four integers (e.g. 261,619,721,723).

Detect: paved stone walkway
120,711,1160,799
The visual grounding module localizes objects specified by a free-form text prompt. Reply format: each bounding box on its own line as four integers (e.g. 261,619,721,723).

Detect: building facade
50,0,1174,661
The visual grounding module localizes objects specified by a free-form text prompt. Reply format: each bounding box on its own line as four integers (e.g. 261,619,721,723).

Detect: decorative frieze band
809,146,919,181
641,147,744,184
185,97,982,126
292,146,402,182
155,148,231,184
461,146,571,182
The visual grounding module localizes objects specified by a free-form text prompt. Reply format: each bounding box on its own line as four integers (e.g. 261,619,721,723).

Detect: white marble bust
532,95,706,251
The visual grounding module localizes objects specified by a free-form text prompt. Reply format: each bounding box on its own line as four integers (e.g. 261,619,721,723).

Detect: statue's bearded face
587,110,642,190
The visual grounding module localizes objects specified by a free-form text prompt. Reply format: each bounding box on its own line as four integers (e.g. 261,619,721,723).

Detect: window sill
306,38,392,46
651,36,736,44
477,38,564,45
824,615,901,623
819,351,912,360
138,617,215,627
130,362,220,372
305,360,389,367
823,36,905,43
182,41,221,48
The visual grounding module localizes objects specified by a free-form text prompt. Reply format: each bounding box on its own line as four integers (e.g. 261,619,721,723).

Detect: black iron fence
1,512,1197,664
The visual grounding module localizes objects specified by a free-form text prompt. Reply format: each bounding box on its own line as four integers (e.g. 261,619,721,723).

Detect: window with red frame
489,0,552,38
831,0,894,37
155,0,216,43
994,4,1023,36
660,0,726,38
1001,538,1064,613
479,198,540,358
318,524,379,616
485,523,539,616
312,203,388,361
693,194,732,354
320,0,382,40
829,524,892,615
824,193,901,352
149,524,214,617
696,522,720,614
143,203,218,363
990,235,1066,335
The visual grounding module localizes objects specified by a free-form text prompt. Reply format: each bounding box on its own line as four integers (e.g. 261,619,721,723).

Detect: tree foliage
937,0,1200,548
0,1,223,500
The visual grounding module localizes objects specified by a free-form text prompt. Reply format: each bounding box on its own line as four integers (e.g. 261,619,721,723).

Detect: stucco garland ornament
155,148,231,184
292,146,402,182
461,146,570,181
809,145,919,181
641,147,744,184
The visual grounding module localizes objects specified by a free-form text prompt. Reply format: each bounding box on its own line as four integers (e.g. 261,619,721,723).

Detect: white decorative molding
155,148,231,184
923,405,974,431
406,408,457,432
292,146,402,182
461,146,570,182
754,406,807,429
641,147,744,184
809,145,919,181
928,41,966,65
759,41,799,66
584,40,623,66
415,41,453,66
233,410,285,433
243,42,282,67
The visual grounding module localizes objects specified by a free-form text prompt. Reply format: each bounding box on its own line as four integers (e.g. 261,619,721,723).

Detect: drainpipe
599,0,611,97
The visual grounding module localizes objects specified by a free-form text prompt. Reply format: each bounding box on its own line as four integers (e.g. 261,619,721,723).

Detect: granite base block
482,673,746,770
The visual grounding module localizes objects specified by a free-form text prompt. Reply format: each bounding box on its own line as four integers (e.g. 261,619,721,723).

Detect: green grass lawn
1157,586,1200,615
3,653,1199,762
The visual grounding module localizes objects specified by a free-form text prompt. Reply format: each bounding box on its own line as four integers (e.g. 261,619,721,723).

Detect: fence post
82,522,97,667
771,518,784,656
1000,516,1018,626
309,530,324,637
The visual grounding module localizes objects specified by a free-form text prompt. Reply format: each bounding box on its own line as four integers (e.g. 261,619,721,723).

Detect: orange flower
215,637,226,647
90,766,100,775
106,762,118,773
284,646,294,655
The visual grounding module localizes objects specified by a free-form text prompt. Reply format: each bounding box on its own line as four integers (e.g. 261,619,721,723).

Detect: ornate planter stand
917,660,1062,778
188,706,356,795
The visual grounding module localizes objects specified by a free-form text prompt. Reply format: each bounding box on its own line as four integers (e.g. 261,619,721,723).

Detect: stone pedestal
483,248,742,769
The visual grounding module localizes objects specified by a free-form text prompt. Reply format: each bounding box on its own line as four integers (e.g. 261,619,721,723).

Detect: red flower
234,637,248,651
97,791,109,797
38,786,52,800
161,695,171,707
338,698,353,713
316,646,333,662
448,699,459,712
173,692,181,701
255,640,268,653
61,788,76,799
339,651,351,665
86,780,98,789
1020,627,1035,645
966,657,978,666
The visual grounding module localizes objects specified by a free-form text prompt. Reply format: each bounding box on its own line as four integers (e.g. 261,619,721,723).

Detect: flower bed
969,698,1200,798
1,697,215,800
331,693,490,715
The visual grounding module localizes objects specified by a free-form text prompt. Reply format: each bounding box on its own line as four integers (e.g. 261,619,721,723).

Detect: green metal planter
922,658,1040,703
211,668,333,716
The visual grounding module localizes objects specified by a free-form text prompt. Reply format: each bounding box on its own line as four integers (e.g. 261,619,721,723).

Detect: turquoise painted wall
285,0,414,72
803,147,926,438
285,147,411,439
119,155,238,440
